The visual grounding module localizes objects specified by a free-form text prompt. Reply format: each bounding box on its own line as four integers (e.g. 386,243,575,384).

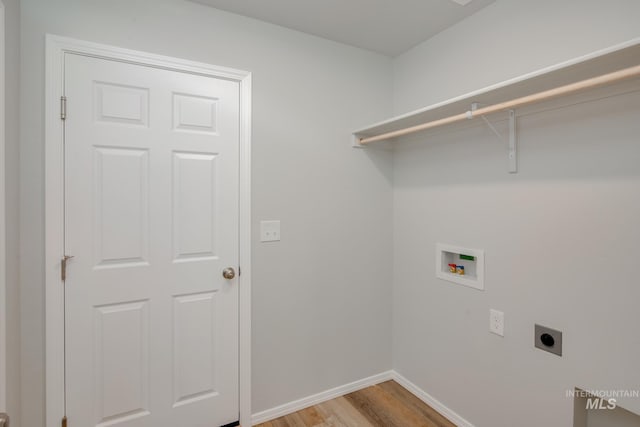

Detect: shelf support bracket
471,104,517,173
508,109,517,174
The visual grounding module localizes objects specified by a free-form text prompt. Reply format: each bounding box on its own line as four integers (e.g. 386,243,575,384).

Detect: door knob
222,267,236,280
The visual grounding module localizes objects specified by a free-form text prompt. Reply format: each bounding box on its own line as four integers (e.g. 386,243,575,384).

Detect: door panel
94,301,150,425
173,292,218,406
94,147,150,267
64,53,239,427
172,152,218,261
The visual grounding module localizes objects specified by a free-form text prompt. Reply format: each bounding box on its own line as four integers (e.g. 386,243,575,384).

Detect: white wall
391,1,640,426
0,0,5,413
20,1,640,426
19,1,393,425
3,0,19,425
393,0,640,114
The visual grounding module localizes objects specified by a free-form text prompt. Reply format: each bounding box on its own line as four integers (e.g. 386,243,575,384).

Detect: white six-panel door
64,52,240,427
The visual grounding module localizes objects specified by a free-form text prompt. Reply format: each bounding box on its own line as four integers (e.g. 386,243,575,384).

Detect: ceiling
189,0,496,57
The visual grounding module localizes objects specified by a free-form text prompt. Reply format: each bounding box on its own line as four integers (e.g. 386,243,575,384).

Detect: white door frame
45,35,252,427
0,0,6,413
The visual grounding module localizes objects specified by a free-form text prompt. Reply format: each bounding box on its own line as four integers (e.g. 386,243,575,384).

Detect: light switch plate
260,220,280,242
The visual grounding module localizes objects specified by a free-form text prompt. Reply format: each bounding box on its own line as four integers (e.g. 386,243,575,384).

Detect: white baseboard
250,369,475,427
391,371,475,427
251,370,394,425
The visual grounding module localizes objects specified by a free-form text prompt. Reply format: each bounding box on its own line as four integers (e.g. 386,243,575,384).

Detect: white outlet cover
260,220,281,242
490,309,504,337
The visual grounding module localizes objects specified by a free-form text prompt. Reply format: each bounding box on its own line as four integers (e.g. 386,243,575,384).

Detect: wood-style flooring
255,380,456,427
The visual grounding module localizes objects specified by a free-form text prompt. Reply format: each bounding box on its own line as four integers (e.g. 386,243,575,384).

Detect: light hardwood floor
255,380,456,427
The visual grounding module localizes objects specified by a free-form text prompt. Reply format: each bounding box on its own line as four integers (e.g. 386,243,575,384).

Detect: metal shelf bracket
508,109,517,174
472,103,517,173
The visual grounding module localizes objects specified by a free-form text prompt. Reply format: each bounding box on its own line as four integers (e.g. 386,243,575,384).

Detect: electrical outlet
489,309,504,336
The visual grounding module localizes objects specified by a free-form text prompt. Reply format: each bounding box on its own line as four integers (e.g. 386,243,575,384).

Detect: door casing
45,34,252,427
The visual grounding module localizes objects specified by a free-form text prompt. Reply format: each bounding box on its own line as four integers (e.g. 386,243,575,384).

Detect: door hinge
61,416,67,427
60,96,67,120
61,255,74,281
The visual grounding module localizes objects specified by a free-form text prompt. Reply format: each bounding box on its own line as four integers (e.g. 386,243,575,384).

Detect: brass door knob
222,267,236,280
